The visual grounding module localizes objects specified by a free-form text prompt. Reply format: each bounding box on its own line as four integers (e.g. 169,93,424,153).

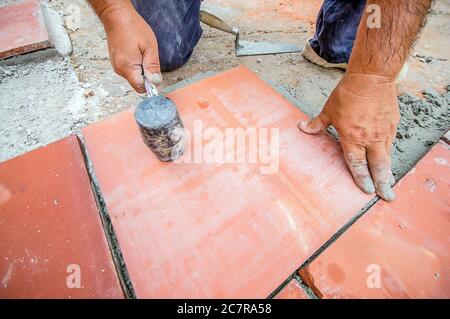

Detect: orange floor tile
299,141,450,298
274,279,309,299
207,0,322,30
0,0,52,60
0,136,123,298
82,66,373,298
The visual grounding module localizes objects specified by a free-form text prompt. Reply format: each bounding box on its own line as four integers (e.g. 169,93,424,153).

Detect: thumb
119,65,147,93
298,112,330,135
142,46,162,85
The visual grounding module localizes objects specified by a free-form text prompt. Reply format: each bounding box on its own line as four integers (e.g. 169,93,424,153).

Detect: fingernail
359,176,376,194
148,73,162,85
298,121,310,133
377,182,396,201
136,85,146,94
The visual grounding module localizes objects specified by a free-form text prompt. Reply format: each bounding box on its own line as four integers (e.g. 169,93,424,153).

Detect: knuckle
349,158,368,168
145,60,159,68
112,62,127,76
368,149,390,166
112,54,134,74
111,53,126,66
371,130,388,141
340,131,365,146
345,152,369,175
348,159,369,176
143,49,159,65
364,126,391,144
370,164,391,182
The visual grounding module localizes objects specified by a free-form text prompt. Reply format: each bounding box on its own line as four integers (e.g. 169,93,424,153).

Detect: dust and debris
0,57,108,162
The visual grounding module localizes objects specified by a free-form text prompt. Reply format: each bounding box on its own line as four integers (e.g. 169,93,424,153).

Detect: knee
133,4,189,70
158,41,193,72
157,24,202,71
133,0,202,71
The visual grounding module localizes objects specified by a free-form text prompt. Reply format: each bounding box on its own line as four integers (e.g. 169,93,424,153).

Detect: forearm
348,0,433,79
87,0,136,24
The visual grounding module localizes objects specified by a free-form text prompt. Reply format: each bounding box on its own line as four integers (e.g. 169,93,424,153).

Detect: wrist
92,0,136,29
346,65,400,82
338,73,397,101
343,72,395,85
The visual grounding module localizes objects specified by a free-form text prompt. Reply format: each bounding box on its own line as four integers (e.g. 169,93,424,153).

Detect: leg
132,0,202,71
304,0,366,68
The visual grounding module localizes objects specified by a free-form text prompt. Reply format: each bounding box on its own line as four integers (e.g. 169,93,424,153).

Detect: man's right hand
93,0,162,93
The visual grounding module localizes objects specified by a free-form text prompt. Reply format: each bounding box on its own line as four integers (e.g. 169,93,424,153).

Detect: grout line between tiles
267,275,295,299
300,196,380,268
76,135,137,299
271,132,449,299
268,195,380,299
271,136,448,298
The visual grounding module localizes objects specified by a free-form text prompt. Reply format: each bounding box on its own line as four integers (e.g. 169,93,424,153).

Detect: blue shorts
132,0,365,70
310,0,366,64
132,0,203,71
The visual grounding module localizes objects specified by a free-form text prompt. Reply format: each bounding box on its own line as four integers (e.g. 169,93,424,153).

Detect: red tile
0,136,123,298
83,66,372,298
0,0,52,59
274,280,309,299
209,0,322,32
299,141,450,299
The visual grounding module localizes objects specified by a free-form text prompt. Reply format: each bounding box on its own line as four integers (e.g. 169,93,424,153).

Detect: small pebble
84,90,95,97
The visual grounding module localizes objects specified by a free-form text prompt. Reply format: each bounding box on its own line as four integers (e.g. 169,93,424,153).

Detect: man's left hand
299,73,400,201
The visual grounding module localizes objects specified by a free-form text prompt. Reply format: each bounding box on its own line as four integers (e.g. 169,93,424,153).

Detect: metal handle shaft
144,76,159,98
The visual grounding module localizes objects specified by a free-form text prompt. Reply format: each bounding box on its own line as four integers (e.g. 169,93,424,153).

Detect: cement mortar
42,4,73,57
392,88,450,177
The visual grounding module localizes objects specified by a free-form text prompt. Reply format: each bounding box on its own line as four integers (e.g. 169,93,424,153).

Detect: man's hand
299,0,432,201
89,0,161,93
299,74,399,201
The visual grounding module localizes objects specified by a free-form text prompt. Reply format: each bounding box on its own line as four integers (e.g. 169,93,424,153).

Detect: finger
385,138,396,186
341,141,375,194
298,112,330,135
367,142,396,201
385,138,394,156
115,61,147,93
142,46,162,85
